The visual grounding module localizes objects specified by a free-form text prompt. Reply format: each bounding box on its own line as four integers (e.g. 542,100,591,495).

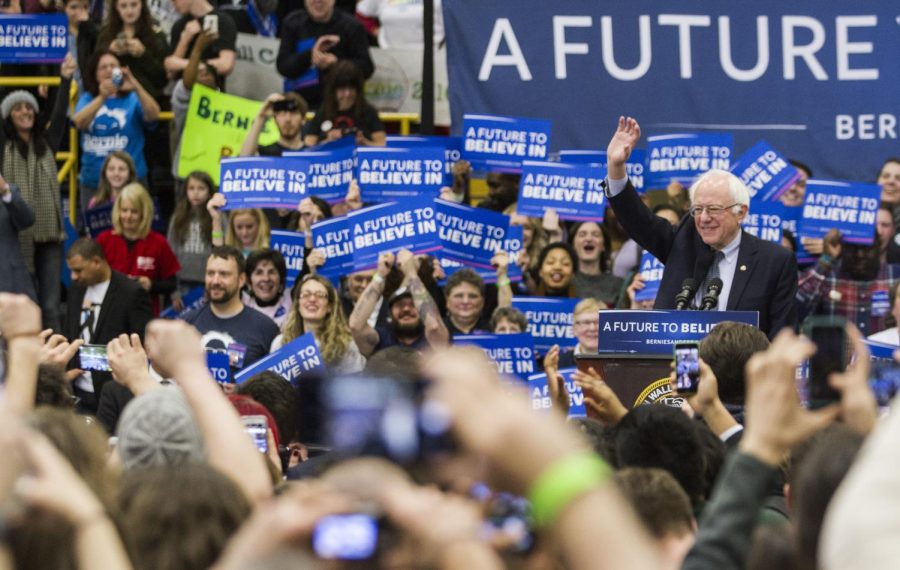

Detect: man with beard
349,249,449,356
240,92,308,157
797,228,900,336
182,246,279,371
477,172,521,213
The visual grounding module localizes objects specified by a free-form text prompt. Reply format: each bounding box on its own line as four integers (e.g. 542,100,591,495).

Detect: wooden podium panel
576,353,683,408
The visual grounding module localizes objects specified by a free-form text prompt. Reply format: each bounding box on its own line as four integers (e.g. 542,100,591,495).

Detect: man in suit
605,117,798,338
65,237,152,414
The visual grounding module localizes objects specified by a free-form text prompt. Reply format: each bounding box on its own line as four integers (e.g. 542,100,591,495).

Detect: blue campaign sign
730,140,800,202
84,204,113,238
453,333,536,381
286,144,356,203
356,146,446,202
597,309,759,355
461,114,552,171
233,332,323,384
206,350,232,383
528,368,586,418
219,156,310,209
512,296,578,353
348,198,441,271
558,149,647,193
742,199,784,243
797,180,881,245
863,339,897,361
634,251,664,303
160,286,206,319
444,2,898,184
312,215,354,284
386,135,462,186
0,14,68,63
517,160,607,221
781,205,815,265
269,230,306,288
645,133,733,188
439,223,523,283
436,200,510,269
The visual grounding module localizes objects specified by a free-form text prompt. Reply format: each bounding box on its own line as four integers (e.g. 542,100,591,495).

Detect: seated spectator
165,0,237,84
182,246,280,371
74,50,160,213
490,305,528,334
530,242,579,297
570,221,623,306
443,262,511,336
349,249,449,356
87,150,137,209
168,170,216,301
779,159,812,207
274,274,365,373
613,467,697,570
797,228,900,336
241,248,293,326
304,60,385,147
96,0,169,102
96,183,181,315
276,0,374,110
240,92,308,157
356,0,445,49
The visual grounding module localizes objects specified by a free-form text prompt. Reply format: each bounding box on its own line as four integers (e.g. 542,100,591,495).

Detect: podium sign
597,310,759,355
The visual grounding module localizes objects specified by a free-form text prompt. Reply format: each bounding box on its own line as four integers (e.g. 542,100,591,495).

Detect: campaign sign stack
269,230,306,287
356,146,445,202
645,133,733,188
516,161,607,221
798,180,881,244
461,114,551,171
529,368,586,418
219,156,311,209
234,332,322,385
512,297,578,354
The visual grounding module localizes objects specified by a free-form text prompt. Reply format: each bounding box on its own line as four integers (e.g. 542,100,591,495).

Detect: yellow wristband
527,452,611,528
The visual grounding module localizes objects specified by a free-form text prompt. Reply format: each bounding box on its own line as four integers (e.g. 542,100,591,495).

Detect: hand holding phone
803,316,848,406
202,14,219,35
312,514,379,560
241,415,268,453
79,344,110,372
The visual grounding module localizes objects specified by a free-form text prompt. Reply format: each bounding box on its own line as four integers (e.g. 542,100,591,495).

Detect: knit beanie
117,386,205,470
0,90,39,120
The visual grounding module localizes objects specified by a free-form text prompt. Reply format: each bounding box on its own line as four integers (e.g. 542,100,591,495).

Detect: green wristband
496,277,511,287
527,452,611,528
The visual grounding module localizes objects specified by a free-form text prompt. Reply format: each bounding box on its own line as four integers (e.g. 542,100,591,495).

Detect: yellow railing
1,76,420,223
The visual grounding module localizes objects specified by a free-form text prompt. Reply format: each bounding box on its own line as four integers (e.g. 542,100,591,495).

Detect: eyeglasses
688,204,740,218
299,290,328,300
573,319,599,328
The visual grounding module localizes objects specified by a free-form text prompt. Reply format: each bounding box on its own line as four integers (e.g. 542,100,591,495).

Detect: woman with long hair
87,151,137,209
0,56,76,330
274,274,365,373
303,60,386,147
96,183,180,315
168,170,215,298
569,221,623,306
96,0,169,100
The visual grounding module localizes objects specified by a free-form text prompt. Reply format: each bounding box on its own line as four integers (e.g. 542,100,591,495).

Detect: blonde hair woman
272,275,365,374
96,182,180,315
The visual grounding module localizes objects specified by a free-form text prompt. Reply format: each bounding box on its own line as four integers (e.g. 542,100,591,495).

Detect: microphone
674,278,698,310
700,278,724,311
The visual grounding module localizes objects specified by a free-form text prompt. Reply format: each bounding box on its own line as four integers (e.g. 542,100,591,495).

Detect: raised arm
397,249,449,349
348,252,392,356
0,294,43,414
122,67,160,122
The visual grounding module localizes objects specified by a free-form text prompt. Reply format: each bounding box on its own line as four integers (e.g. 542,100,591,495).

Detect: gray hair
689,169,751,214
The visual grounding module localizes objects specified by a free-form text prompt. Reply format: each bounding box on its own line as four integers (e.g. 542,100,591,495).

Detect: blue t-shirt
76,91,148,188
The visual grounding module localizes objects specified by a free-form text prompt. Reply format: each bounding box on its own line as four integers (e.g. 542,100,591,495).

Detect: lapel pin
740,265,747,271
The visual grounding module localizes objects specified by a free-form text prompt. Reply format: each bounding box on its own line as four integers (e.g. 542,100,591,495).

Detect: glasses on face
573,319,598,329
299,290,328,300
688,204,740,218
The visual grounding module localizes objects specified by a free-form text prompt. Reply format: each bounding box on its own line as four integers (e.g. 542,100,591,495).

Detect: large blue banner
597,309,759,355
461,114,552,171
453,333,536,381
529,367,586,418
286,145,355,204
348,198,441,271
797,180,880,245
269,229,306,288
356,147,446,202
219,156,310,209
0,14,67,63
386,135,462,186
233,332,323,384
443,1,898,183
311,215,354,284
512,296,578,353
645,133,732,188
516,161,607,221
436,200,510,269
730,140,800,202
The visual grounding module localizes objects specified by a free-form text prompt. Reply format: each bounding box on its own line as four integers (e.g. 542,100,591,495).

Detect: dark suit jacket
609,181,798,337
65,270,152,396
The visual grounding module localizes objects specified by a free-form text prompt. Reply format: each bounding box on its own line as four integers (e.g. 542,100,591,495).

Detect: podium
578,310,759,408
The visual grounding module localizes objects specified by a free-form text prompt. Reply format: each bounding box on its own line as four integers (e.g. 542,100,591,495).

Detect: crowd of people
1,0,900,568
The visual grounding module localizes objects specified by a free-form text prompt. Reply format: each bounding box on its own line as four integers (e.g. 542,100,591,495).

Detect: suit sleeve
766,249,799,336
607,180,678,263
4,185,35,231
127,286,153,340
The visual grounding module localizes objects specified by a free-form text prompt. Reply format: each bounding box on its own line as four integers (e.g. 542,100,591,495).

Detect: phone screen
674,343,700,393
869,361,900,408
79,344,110,372
203,14,218,34
312,514,378,560
241,415,268,453
808,325,845,403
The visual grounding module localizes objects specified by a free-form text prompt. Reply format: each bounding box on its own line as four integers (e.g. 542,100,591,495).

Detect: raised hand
607,116,641,179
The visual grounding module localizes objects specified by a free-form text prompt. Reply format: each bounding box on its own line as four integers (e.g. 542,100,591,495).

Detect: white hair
688,169,751,214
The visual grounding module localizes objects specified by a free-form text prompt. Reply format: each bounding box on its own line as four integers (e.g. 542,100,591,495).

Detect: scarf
2,140,65,273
